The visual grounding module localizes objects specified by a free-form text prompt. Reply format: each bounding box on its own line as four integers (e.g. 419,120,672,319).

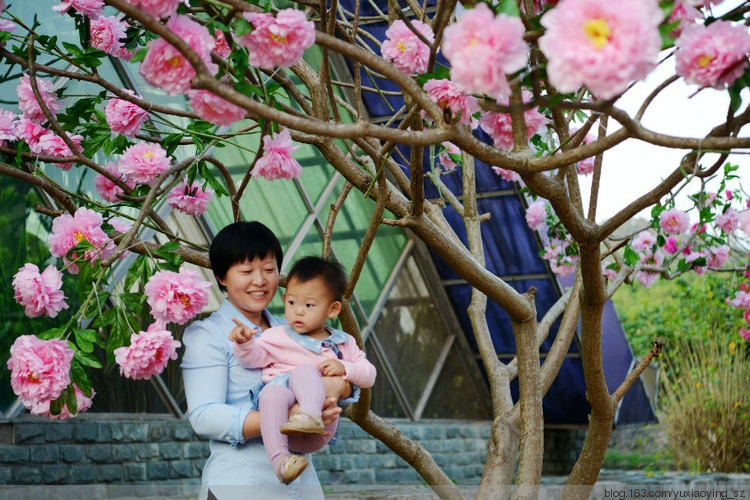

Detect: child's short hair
209,221,283,292
287,256,347,302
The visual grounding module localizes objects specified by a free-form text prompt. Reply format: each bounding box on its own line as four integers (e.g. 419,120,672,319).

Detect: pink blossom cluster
28,385,95,420
188,89,247,127
437,142,460,171
675,21,750,89
0,108,17,146
422,79,479,128
119,0,180,19
90,16,128,56
252,129,303,181
542,238,578,276
48,207,115,273
715,207,740,234
571,129,596,176
167,178,215,216
635,249,665,288
12,263,69,318
139,15,218,96
525,200,547,232
442,3,528,100
95,162,135,203
667,1,702,39
659,208,690,235
479,91,548,151
105,90,149,137
17,74,64,124
36,131,84,170
492,166,521,183
538,0,663,99
235,9,315,70
53,0,103,18
114,323,181,380
381,19,434,75
7,335,73,408
144,266,211,324
117,142,172,184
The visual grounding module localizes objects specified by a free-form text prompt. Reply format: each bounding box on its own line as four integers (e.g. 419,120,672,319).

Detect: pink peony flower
602,264,617,282
213,30,231,58
17,74,65,124
716,207,740,234
738,209,750,235
52,0,103,18
252,129,303,181
698,191,717,207
90,16,128,55
12,264,68,318
492,166,521,182
636,249,664,288
632,230,656,252
139,15,218,96
659,208,690,235
144,266,211,324
538,0,663,99
95,162,134,203
235,9,316,70
36,131,83,170
109,218,132,235
727,290,750,310
667,1,702,39
48,207,115,273
675,21,750,89
437,141,460,171
542,239,578,276
685,250,707,275
0,108,18,146
525,200,547,232
105,90,149,138
117,142,172,184
422,79,479,127
114,323,181,380
442,3,528,100
16,118,48,152
663,236,680,254
381,19,434,75
740,328,750,341
167,178,215,216
28,385,94,420
479,91,548,151
122,0,180,19
571,129,596,175
707,244,730,269
7,335,73,407
188,89,247,127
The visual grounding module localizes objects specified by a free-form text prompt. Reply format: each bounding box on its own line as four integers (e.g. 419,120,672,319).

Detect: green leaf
233,16,254,37
90,308,118,328
74,350,103,369
495,0,520,17
124,254,146,291
62,41,83,57
624,246,639,267
120,292,146,316
199,161,230,198
73,328,100,354
82,132,109,157
64,384,78,415
70,357,93,398
49,393,65,416
162,133,184,156
130,47,148,64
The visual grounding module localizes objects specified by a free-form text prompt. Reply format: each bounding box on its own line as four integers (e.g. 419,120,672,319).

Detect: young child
229,256,377,484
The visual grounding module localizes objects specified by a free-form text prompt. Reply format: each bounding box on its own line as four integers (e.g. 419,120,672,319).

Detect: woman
181,221,354,500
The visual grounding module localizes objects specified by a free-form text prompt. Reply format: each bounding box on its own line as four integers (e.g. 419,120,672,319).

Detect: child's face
283,276,341,337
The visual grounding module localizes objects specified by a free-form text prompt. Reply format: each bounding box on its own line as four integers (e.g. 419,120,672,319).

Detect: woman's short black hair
286,256,347,302
209,221,283,291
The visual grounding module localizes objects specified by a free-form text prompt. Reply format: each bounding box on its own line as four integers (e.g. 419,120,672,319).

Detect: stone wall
0,415,585,486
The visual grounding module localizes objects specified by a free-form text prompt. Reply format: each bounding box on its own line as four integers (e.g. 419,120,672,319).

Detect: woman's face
218,254,279,324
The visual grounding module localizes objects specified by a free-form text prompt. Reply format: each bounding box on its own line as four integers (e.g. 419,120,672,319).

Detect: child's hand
317,359,345,377
228,318,258,344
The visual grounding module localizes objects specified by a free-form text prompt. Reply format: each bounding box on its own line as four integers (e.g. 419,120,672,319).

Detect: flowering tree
3,0,750,498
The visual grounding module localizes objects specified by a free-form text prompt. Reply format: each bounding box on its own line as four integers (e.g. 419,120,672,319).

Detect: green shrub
661,333,750,472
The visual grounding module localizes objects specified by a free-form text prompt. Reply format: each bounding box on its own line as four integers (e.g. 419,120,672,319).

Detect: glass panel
366,338,407,418
370,255,449,408
421,345,491,420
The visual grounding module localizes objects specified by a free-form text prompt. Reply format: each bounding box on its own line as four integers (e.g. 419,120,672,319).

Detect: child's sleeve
232,331,273,369
339,337,377,389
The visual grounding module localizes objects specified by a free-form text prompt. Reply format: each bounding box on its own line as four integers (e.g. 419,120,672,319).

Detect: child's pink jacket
233,325,377,388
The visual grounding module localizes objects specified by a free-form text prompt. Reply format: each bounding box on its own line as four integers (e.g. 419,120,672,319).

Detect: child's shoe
276,454,309,484
279,411,325,435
